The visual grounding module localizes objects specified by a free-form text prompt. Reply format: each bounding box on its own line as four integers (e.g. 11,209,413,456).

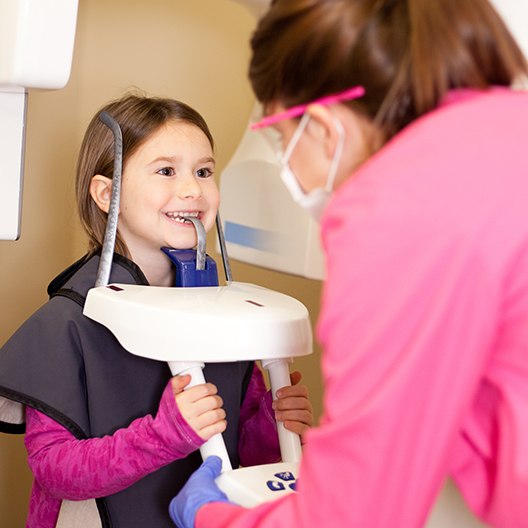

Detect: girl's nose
176,173,202,200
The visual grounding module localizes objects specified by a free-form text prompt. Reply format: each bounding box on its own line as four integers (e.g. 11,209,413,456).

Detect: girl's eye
157,167,175,177
196,167,214,179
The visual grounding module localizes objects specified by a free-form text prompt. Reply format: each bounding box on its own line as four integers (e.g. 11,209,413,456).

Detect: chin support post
161,247,218,287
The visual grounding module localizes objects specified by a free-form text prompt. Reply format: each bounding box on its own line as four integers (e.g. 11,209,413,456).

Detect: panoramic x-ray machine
1,0,314,509
82,112,312,506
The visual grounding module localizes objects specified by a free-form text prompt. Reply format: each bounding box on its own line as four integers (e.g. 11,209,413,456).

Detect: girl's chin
163,236,197,251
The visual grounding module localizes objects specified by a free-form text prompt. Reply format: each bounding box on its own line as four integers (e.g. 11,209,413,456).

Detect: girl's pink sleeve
237,363,280,466
24,380,203,499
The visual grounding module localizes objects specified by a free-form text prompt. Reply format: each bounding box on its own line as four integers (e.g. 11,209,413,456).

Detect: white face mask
280,113,345,221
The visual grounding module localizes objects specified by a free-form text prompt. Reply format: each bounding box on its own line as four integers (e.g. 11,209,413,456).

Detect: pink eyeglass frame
250,85,365,130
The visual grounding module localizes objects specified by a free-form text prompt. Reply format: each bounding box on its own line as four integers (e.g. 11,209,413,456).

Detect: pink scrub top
197,87,528,527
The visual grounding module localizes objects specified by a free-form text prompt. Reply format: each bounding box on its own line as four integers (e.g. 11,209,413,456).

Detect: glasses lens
250,104,284,160
258,126,284,160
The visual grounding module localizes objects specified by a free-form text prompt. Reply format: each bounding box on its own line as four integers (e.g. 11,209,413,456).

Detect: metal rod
95,111,122,287
186,216,206,270
215,212,233,282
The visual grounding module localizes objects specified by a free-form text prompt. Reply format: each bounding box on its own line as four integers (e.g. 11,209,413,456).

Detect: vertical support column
0,90,26,240
167,360,233,472
261,358,302,463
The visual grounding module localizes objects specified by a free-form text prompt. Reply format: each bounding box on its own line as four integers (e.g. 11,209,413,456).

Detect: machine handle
167,361,233,472
261,358,303,463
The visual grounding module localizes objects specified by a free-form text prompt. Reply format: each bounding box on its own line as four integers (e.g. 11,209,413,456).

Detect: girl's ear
90,175,112,213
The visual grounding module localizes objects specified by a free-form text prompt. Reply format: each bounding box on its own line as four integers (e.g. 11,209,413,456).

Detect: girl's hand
272,371,313,442
170,375,226,441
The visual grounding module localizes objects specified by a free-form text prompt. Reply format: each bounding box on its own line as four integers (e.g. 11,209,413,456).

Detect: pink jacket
197,88,528,527
25,364,278,527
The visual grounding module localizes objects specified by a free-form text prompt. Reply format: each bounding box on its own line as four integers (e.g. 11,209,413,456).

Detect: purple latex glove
169,456,232,528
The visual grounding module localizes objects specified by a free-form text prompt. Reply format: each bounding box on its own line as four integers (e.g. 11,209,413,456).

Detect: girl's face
116,120,218,270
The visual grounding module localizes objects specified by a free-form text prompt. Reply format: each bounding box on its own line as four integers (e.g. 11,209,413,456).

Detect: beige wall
0,1,323,526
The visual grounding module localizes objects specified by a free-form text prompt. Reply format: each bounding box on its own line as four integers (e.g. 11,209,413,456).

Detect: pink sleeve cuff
153,379,205,456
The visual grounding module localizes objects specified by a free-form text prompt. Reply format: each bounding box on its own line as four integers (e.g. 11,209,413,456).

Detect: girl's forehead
126,121,213,165
146,121,211,148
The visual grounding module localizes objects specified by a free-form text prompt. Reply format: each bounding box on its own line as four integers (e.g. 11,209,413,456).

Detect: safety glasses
250,85,365,130
250,85,365,161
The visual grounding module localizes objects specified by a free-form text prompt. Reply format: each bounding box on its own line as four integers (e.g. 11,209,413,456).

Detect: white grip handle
261,358,302,463
167,361,233,472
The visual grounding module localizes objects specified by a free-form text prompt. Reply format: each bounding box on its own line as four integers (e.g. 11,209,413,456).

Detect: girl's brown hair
250,0,527,139
76,93,214,256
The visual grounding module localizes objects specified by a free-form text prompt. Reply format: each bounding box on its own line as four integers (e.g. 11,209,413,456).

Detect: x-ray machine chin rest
0,0,78,241
82,112,313,507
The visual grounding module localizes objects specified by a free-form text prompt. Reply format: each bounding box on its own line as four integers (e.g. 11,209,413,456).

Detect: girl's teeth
167,212,199,223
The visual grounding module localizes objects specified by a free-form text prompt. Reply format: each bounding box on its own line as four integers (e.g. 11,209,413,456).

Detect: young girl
0,93,313,528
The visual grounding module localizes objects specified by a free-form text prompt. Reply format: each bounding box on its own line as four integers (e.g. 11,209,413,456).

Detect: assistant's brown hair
250,0,527,139
76,93,214,257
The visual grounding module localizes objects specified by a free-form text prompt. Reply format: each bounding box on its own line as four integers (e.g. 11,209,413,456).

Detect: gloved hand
169,456,231,528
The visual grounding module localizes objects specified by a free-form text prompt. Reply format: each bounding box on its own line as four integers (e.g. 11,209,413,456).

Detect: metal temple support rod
216,212,233,283
95,111,123,287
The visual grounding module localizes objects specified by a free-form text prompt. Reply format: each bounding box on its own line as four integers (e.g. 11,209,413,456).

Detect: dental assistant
170,0,528,526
